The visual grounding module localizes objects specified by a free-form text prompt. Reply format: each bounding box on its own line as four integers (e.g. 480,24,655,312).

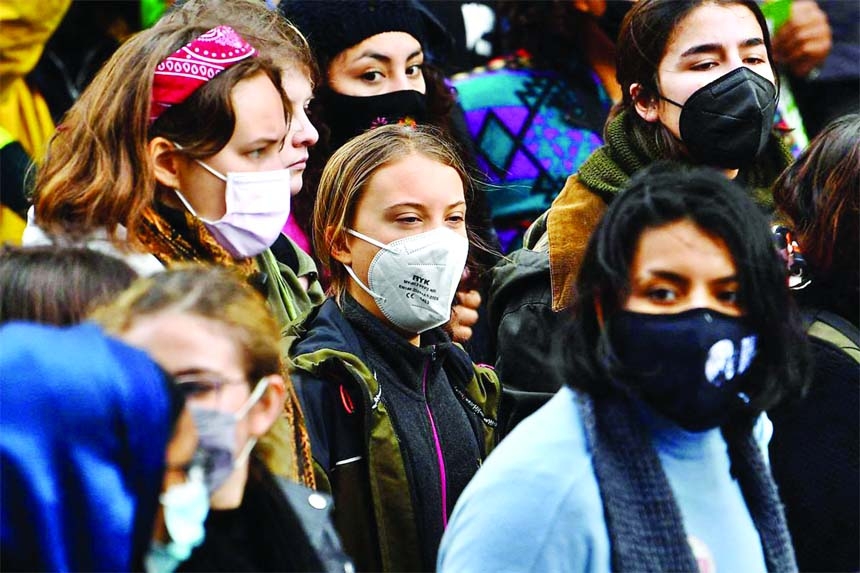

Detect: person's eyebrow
383,202,430,213
641,270,738,283
172,368,227,381
679,43,723,58
356,51,391,64
740,37,765,49
354,49,423,64
243,136,283,147
639,270,689,284
710,275,740,285
679,37,764,59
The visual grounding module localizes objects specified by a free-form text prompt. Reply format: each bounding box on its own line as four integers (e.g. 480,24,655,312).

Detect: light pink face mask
173,151,291,258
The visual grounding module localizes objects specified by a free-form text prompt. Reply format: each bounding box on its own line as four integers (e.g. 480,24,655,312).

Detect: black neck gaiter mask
320,88,428,149
660,67,777,169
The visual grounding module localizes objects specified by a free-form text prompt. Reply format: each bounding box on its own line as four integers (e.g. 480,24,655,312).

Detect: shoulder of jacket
292,347,374,383
488,248,552,316
804,310,860,364
523,210,550,251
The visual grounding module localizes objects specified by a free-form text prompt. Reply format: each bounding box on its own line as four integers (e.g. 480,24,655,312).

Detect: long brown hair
772,114,859,287
91,265,281,384
32,22,284,250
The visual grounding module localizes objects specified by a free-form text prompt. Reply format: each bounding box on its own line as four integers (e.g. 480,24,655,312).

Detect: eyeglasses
174,373,248,398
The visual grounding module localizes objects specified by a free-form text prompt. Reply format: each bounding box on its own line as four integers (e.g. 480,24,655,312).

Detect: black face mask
320,88,428,149
660,67,777,169
608,308,759,432
597,0,634,43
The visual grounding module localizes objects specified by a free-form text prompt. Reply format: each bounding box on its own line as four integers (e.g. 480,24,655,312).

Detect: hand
772,0,832,78
451,289,481,343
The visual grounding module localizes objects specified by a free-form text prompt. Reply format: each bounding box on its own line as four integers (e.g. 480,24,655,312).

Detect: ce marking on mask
400,275,440,305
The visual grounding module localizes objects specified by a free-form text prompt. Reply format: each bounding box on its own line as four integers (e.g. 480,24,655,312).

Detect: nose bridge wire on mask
658,67,778,110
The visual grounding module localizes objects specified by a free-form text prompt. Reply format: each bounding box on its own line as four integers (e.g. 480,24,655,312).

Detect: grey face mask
188,379,269,493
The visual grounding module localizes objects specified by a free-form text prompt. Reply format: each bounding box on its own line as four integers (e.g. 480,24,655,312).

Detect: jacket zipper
422,346,448,528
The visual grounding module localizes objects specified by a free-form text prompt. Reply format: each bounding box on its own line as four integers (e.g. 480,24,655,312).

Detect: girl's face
635,3,775,141
176,72,288,220
327,31,426,96
280,67,319,196
119,311,269,508
333,152,466,325
624,219,743,317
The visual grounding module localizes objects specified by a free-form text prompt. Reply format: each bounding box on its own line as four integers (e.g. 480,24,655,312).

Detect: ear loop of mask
171,142,227,222
172,141,228,181
341,228,396,303
233,378,270,468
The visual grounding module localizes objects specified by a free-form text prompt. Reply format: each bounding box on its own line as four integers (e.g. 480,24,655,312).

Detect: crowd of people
0,0,857,572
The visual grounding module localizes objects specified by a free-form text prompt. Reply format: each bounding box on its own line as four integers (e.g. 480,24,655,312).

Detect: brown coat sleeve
546,175,608,311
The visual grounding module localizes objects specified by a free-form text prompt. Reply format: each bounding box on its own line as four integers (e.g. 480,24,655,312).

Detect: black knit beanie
278,0,449,67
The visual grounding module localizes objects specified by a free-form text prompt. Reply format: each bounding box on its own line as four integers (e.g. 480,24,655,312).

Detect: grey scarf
575,390,797,571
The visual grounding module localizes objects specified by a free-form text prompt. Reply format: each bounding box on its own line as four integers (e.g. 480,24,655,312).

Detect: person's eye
646,287,677,303
177,380,219,397
446,213,465,224
743,55,767,65
361,70,383,82
717,289,740,305
247,148,265,159
690,61,718,71
406,64,423,77
397,215,422,224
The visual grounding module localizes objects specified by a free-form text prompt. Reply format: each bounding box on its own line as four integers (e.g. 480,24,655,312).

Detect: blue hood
1,321,173,571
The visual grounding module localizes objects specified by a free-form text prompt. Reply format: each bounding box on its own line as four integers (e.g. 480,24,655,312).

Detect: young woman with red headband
24,22,315,488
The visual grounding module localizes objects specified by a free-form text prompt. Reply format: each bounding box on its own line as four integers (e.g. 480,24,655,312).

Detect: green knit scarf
577,111,793,208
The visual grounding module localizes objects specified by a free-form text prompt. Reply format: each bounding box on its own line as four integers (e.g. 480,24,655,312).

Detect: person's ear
327,226,352,266
630,83,659,122
249,374,286,437
149,137,183,189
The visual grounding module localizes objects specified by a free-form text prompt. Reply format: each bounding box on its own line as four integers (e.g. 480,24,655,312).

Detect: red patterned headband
149,25,256,124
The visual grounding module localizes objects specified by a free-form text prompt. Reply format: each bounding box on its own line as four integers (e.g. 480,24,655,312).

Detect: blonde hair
92,264,317,487
313,124,474,297
91,264,281,384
